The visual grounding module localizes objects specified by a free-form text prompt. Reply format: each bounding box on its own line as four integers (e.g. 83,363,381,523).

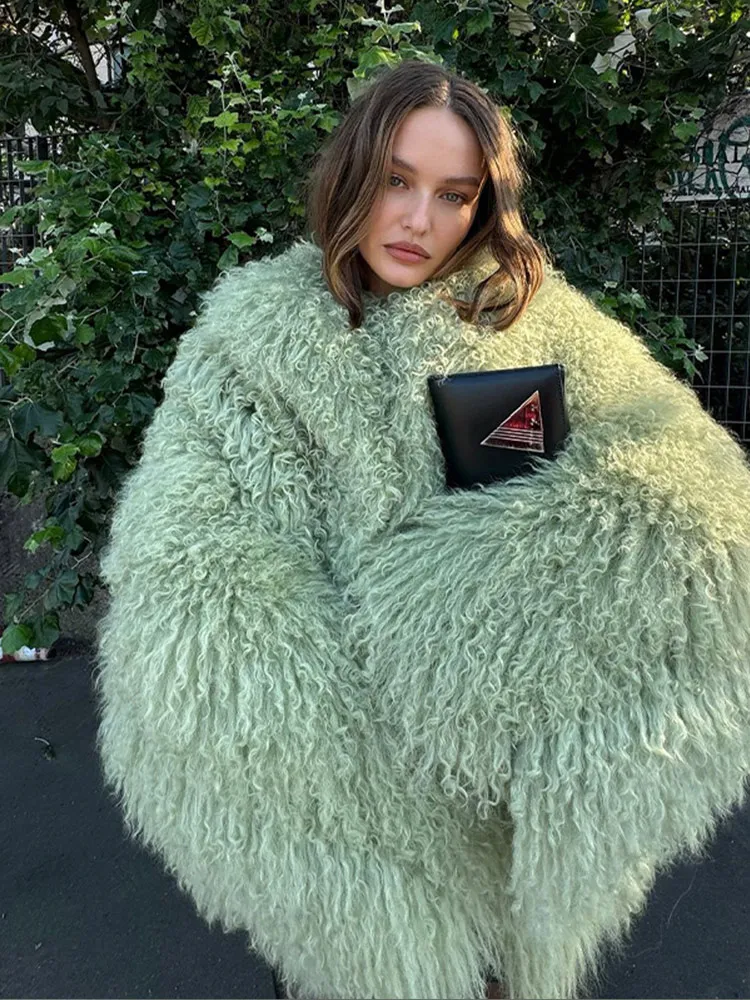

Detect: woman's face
358,106,487,297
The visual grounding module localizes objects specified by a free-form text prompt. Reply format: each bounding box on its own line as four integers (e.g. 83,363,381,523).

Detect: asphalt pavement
2,652,749,999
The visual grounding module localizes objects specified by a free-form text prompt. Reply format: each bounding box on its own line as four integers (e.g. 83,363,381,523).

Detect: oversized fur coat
93,237,750,1000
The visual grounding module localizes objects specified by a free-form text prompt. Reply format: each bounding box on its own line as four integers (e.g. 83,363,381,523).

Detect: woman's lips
384,245,429,263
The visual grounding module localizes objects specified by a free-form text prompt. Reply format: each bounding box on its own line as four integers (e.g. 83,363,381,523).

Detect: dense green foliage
0,0,747,652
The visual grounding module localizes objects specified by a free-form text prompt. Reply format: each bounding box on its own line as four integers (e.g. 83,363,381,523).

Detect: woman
93,60,750,1000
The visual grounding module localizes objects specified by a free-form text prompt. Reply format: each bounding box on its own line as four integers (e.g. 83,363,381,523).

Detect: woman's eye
388,176,466,204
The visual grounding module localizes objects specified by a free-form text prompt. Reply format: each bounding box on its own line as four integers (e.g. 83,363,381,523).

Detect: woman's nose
404,193,431,232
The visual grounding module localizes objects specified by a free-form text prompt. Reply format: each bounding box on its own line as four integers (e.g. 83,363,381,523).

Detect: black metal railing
0,132,83,275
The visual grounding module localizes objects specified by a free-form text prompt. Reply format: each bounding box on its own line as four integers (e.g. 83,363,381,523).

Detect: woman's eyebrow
391,154,481,188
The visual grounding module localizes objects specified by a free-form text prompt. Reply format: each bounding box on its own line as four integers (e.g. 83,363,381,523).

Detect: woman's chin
376,260,433,290
360,249,434,295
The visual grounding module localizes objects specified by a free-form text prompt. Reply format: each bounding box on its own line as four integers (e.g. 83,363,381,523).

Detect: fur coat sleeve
345,272,750,999
94,239,750,1000
93,261,385,866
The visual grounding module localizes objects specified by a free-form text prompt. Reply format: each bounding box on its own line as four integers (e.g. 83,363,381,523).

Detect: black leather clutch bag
427,364,570,490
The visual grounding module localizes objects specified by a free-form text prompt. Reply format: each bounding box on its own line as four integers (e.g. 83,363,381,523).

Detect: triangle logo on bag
480,389,545,454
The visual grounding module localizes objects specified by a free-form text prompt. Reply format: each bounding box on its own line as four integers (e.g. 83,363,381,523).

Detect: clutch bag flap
426,364,570,490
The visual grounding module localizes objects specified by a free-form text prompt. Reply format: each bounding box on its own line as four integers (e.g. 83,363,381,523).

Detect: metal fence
0,132,82,275
624,198,750,446
623,98,750,446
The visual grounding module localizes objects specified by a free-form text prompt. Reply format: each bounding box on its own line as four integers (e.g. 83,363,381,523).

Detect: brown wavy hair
304,59,550,332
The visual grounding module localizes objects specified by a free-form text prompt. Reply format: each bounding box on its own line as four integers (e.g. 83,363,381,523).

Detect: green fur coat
94,238,750,1000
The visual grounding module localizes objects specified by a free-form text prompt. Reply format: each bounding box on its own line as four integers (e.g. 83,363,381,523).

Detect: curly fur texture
93,238,750,1000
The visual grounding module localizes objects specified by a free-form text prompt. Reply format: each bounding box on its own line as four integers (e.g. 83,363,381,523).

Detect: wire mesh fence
624,198,750,447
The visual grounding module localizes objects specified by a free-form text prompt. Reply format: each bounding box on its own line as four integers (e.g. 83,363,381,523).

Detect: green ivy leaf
0,436,40,492
465,9,493,36
91,365,127,396
89,449,130,499
212,111,239,129
139,347,164,370
583,136,606,158
51,445,78,481
129,394,157,421
184,183,213,209
228,231,256,248
25,570,47,590
526,81,546,103
356,47,399,71
608,105,635,125
76,433,103,457
13,159,50,175
0,344,20,377
30,614,60,649
0,267,35,287
189,17,214,46
1,623,35,655
672,121,699,142
0,381,18,403
653,21,686,48
44,568,79,610
14,343,37,366
51,443,79,462
0,205,22,227
11,401,64,441
74,323,95,345
4,590,24,622
24,523,66,554
500,70,526,95
217,244,239,270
